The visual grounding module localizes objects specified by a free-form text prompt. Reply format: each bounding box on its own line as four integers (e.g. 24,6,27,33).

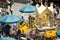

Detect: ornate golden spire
40,0,43,5
50,2,53,6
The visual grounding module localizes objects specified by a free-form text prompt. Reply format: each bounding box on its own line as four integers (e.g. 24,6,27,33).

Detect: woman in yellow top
22,24,29,33
17,23,23,33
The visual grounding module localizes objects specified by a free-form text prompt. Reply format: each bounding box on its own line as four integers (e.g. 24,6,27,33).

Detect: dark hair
56,9,59,13
1,0,6,2
17,30,21,34
53,5,55,8
6,12,9,15
1,23,5,26
27,38,30,40
0,31,2,34
21,16,23,19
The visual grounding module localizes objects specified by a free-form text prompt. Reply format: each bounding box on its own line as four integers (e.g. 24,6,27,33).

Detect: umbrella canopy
0,37,16,40
0,38,4,40
0,15,23,24
57,30,60,37
19,5,36,13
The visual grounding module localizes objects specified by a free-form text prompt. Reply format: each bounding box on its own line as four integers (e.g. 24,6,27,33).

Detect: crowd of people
0,15,58,40
0,0,14,16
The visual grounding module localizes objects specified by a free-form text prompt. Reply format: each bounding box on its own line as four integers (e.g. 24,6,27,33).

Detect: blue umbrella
19,5,36,13
0,38,4,40
57,30,60,37
0,37,16,40
0,15,23,24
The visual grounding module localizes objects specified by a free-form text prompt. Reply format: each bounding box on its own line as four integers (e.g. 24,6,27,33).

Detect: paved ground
12,3,25,16
12,2,36,20
12,2,28,20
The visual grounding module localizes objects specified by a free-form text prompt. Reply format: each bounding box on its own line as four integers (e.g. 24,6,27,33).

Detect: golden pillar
29,15,33,28
50,2,54,27
36,7,39,24
29,16,32,28
39,17,42,28
50,17,53,27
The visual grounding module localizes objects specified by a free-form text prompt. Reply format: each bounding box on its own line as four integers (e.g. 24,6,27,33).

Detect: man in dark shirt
4,24,11,37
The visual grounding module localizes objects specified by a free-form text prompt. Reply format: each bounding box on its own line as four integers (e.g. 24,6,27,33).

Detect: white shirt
54,8,57,14
13,23,17,29
0,8,2,12
0,34,3,38
21,37,26,40
36,4,39,8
